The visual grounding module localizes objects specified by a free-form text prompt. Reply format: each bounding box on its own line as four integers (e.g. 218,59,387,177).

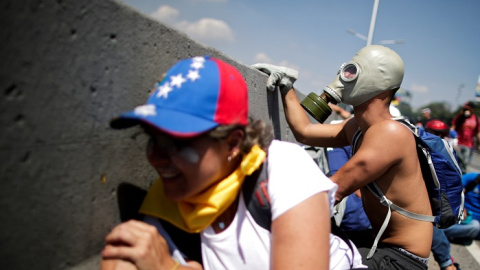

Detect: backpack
352,117,464,258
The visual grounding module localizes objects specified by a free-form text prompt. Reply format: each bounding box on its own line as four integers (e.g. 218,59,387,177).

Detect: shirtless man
253,45,432,270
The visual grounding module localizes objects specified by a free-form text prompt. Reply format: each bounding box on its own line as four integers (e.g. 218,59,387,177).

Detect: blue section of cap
117,107,218,136
147,56,220,122
110,56,223,136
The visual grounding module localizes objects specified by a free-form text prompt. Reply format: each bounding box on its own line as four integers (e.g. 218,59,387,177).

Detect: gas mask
301,45,405,123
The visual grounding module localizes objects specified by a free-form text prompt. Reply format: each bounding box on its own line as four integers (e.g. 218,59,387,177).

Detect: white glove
251,63,299,92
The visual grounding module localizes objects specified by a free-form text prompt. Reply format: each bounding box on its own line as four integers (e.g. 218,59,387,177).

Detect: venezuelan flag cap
110,56,248,137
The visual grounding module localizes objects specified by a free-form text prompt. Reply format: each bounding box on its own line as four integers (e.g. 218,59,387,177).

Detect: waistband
393,246,429,266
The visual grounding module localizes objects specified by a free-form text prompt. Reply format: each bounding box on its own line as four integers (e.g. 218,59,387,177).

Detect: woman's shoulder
267,139,304,153
266,140,317,166
266,140,330,182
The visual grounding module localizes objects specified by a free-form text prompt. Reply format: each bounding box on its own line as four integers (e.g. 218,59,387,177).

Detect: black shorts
357,245,428,270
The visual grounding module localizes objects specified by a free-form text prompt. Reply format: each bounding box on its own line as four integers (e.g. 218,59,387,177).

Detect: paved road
428,151,480,270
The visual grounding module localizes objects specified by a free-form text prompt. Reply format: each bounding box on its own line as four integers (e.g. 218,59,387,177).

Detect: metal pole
366,0,380,46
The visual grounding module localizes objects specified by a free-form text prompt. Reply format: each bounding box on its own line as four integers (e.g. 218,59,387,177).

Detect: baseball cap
421,108,431,114
110,56,248,137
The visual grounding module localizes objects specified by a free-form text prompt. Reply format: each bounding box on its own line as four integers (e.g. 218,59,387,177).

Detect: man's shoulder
368,119,412,138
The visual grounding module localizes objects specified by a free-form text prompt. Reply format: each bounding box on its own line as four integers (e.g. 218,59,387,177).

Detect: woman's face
144,126,234,202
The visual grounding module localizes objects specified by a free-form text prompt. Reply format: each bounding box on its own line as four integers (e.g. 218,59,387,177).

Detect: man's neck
353,97,393,133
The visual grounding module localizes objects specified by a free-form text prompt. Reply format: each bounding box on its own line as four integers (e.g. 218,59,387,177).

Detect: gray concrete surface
0,0,295,269
428,241,480,269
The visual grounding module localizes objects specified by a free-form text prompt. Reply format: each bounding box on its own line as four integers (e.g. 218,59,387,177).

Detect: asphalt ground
428,151,480,270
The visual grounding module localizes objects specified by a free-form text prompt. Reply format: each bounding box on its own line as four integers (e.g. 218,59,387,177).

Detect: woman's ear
226,128,245,154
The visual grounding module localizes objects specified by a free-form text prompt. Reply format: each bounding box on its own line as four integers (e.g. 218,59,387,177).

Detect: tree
397,102,413,119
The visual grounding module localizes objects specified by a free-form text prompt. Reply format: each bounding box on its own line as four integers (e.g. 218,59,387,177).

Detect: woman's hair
209,118,274,155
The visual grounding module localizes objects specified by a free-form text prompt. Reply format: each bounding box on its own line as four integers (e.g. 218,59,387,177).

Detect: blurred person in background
421,108,432,127
451,101,480,173
453,172,480,242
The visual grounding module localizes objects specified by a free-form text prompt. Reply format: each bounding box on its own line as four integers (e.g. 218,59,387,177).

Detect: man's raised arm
252,63,349,148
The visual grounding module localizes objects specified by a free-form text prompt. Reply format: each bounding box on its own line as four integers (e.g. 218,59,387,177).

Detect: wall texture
0,0,304,269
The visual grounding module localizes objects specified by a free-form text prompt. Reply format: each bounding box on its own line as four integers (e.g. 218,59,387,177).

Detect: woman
451,101,480,173
101,56,363,269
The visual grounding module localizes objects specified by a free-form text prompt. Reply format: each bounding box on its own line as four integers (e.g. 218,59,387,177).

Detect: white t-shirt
200,140,365,269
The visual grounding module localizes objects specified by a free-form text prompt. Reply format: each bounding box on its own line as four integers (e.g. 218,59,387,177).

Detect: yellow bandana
139,145,266,233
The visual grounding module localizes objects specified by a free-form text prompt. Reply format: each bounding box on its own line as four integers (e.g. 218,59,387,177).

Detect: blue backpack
352,118,464,258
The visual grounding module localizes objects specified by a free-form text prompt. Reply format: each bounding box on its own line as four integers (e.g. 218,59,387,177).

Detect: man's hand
251,63,298,92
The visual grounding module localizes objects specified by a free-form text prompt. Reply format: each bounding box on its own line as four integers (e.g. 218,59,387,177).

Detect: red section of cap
212,59,248,126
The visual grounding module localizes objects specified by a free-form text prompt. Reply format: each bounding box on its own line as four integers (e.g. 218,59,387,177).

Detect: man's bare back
337,118,433,257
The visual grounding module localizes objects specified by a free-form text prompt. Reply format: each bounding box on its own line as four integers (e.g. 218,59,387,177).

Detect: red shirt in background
453,114,479,148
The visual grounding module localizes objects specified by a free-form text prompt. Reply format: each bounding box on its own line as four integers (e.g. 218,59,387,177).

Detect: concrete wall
0,0,302,269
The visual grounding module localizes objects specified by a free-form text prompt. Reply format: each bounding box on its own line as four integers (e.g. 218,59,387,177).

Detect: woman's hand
101,220,176,270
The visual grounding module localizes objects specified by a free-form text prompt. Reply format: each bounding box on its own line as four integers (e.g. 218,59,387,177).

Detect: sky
118,0,480,110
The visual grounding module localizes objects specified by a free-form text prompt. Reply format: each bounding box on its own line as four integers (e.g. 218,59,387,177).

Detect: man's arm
251,63,351,148
281,88,350,147
331,120,412,201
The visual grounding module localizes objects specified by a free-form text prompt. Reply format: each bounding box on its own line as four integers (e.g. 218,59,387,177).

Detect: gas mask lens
340,62,359,82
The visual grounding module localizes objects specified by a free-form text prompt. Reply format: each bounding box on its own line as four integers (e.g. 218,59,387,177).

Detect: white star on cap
134,104,156,116
187,69,200,82
170,74,187,88
156,82,173,99
192,56,205,63
191,61,204,70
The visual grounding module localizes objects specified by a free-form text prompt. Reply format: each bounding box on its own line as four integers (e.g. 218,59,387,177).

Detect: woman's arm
270,192,330,270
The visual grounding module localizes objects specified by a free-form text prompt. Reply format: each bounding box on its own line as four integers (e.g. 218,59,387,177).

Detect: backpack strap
333,196,348,226
366,183,436,223
242,161,271,230
351,128,362,154
364,182,436,259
